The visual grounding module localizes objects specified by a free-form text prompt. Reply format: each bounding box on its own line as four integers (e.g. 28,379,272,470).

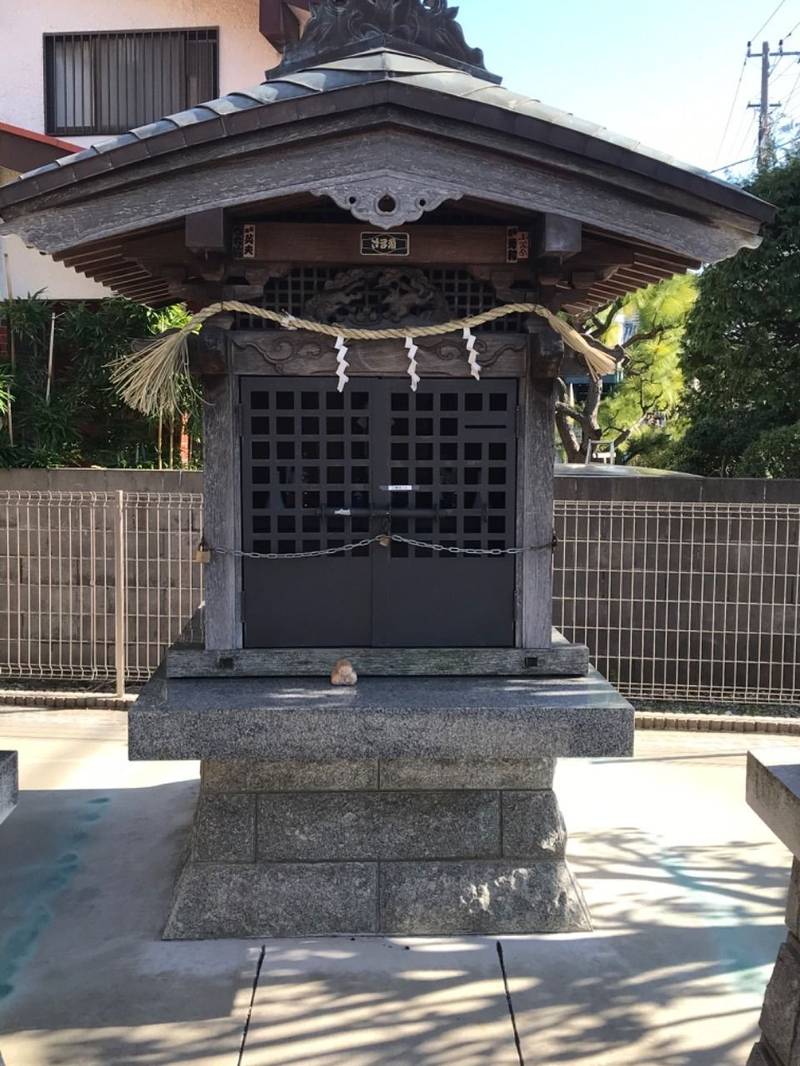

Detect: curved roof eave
0,49,774,228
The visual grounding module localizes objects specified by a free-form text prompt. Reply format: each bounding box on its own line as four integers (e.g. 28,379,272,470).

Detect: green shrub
735,423,800,478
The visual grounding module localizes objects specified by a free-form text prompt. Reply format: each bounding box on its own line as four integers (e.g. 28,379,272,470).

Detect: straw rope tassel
110,300,619,417
405,336,421,392
335,335,350,392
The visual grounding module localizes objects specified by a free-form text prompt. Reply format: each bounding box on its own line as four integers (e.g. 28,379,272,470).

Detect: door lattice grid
239,377,518,648
386,384,515,557
243,382,372,557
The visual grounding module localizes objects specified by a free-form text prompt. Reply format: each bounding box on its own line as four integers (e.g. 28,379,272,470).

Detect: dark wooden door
240,377,518,648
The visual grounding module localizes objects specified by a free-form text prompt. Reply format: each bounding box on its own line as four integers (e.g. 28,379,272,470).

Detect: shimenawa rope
110,300,618,417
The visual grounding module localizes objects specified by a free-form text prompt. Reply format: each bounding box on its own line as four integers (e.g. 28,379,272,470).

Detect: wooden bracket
534,214,583,260
186,208,229,254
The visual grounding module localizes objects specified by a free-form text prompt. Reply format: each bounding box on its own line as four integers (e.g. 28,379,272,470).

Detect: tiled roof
0,49,771,222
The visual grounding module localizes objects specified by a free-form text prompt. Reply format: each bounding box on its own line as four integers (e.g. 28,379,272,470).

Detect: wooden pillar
196,328,243,651
517,322,562,648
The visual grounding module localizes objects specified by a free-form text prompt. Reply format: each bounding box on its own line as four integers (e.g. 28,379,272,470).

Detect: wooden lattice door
240,377,518,647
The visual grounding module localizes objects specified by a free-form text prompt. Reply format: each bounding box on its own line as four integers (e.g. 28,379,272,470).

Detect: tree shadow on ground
0,796,791,1065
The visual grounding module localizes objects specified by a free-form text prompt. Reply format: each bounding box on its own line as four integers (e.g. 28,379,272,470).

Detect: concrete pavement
0,710,797,1065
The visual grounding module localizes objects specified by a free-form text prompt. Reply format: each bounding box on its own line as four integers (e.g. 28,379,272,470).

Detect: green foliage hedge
0,297,198,469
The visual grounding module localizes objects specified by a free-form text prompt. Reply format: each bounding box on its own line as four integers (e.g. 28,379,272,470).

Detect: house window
44,29,219,137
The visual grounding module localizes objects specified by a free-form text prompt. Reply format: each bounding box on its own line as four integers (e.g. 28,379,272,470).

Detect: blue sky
454,0,800,176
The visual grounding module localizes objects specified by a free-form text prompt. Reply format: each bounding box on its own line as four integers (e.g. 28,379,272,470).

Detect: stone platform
0,750,18,826
129,670,634,939
747,751,800,1066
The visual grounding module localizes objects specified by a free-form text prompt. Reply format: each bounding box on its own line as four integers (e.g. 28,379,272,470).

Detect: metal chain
213,537,380,561
210,533,557,561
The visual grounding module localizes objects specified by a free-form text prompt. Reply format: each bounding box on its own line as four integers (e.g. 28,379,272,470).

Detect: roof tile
130,119,180,141
0,46,771,223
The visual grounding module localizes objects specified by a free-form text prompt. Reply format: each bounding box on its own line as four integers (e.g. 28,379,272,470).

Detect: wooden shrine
0,0,772,937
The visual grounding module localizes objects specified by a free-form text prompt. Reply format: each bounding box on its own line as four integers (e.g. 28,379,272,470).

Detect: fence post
113,490,127,699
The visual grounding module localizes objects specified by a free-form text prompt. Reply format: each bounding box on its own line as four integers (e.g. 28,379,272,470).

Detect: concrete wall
554,469,800,504
2,467,795,504
0,468,203,493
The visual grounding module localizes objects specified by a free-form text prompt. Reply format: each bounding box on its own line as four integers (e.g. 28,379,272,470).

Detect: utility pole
747,39,800,168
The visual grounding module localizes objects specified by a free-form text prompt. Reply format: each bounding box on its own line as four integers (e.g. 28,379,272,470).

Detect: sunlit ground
0,711,796,1065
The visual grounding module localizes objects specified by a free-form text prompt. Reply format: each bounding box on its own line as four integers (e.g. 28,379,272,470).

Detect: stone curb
0,690,133,712
635,711,800,736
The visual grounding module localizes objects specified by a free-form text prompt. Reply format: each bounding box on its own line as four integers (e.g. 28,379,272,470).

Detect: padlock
194,542,212,564
377,534,391,548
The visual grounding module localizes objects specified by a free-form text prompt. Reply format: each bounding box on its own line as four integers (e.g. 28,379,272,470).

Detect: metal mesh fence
554,500,800,705
1,491,798,703
0,490,203,687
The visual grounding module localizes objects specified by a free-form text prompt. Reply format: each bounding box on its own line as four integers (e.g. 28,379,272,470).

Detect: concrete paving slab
0,711,259,1066
243,938,520,1066
500,733,799,1065
0,713,799,1065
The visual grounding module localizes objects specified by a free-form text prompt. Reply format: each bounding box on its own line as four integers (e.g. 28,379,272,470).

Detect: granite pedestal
0,751,18,826
129,669,634,939
746,752,800,1066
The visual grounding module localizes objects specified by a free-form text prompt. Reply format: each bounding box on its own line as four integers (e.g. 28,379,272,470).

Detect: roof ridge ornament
267,0,500,83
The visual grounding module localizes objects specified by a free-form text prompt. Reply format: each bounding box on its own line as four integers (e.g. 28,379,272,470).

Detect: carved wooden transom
235,267,526,332
304,268,450,327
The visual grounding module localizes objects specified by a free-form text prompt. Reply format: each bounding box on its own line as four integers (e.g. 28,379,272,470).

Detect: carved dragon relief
303,267,451,327
312,175,462,229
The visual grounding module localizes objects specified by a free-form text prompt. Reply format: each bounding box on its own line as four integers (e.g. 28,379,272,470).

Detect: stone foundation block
164,861,378,939
786,860,800,938
164,858,590,938
759,937,800,1064
379,757,555,791
0,752,18,826
380,860,591,935
257,790,500,861
193,794,255,862
202,758,378,793
748,1043,780,1065
165,753,599,938
502,791,567,858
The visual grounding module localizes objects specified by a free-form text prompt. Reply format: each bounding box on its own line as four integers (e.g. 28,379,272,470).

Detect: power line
710,136,797,173
716,19,800,173
715,56,748,164
746,39,800,166
768,55,800,84
752,0,791,40
783,16,800,39
783,65,800,106
732,110,758,159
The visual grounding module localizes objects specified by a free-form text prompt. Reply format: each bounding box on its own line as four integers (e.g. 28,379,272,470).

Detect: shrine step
164,859,591,939
166,642,591,679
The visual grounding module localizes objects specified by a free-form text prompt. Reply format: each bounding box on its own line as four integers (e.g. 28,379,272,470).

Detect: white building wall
1,235,114,300
0,0,280,144
0,0,280,300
